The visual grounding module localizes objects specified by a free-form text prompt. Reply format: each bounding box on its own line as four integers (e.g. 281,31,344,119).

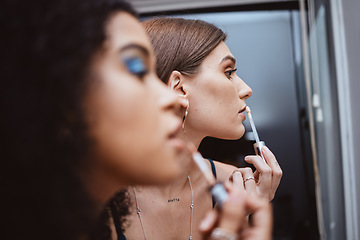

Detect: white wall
331,0,360,239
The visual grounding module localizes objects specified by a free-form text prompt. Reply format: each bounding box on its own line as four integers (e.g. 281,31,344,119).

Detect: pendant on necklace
168,198,180,202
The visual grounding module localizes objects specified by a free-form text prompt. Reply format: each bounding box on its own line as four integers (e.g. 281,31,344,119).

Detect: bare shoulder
213,161,237,182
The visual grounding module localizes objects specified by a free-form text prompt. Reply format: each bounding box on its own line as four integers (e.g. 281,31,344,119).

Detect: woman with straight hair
109,17,281,240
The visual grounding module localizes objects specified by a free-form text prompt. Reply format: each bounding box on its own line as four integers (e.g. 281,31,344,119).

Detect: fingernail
244,156,249,161
262,146,269,153
233,171,241,177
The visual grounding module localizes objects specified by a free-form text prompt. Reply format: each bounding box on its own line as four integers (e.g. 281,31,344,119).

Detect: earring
184,100,189,117
182,98,189,131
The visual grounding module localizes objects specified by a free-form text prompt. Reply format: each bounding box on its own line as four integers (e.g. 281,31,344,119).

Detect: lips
239,105,247,113
167,121,185,150
168,121,182,139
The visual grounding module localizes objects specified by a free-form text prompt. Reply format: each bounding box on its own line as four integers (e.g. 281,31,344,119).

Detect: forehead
105,11,154,54
203,41,234,66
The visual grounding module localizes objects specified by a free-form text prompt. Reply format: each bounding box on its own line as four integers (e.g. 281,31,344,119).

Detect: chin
130,169,179,186
213,133,244,140
225,134,244,140
219,125,245,140
152,162,181,184
151,170,180,185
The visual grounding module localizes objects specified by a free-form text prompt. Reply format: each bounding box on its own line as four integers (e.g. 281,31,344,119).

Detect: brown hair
142,17,227,83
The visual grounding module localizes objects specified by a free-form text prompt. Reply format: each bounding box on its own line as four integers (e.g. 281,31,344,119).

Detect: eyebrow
220,55,236,65
119,44,150,57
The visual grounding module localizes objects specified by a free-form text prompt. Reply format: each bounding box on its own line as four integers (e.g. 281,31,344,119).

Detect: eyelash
124,57,148,79
225,68,237,79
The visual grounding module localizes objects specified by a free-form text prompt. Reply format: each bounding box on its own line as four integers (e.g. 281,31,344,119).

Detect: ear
168,70,186,96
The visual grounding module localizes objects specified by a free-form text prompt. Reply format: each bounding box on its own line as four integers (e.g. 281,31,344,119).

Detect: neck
149,128,206,197
81,163,125,213
181,127,205,151
135,129,206,199
136,159,201,199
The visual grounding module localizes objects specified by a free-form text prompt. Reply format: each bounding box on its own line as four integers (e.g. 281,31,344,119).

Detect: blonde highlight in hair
142,17,227,83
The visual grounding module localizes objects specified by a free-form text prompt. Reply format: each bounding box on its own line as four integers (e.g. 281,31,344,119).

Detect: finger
237,168,256,195
245,193,268,211
230,171,245,192
253,170,260,182
261,146,282,176
199,210,218,234
223,178,233,192
262,146,283,199
244,156,272,199
217,190,246,233
244,155,272,183
252,203,273,235
243,202,273,240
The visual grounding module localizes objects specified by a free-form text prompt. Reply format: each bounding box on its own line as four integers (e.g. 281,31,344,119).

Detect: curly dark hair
1,0,135,239
91,190,132,240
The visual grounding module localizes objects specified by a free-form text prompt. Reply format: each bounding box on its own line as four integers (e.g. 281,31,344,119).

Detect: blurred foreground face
84,12,184,186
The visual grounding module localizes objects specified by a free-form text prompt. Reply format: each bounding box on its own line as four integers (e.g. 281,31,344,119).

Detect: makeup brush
246,106,266,160
191,150,228,207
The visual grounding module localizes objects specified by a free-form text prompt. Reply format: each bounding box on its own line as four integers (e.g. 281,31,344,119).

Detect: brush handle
210,183,228,208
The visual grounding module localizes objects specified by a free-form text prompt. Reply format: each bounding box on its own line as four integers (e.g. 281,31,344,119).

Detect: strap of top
109,202,127,240
207,158,217,208
207,158,217,179
117,231,127,240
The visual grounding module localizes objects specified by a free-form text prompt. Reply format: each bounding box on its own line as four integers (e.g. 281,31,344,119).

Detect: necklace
133,175,194,240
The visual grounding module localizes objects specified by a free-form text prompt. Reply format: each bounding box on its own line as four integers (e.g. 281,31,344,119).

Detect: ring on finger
244,177,255,183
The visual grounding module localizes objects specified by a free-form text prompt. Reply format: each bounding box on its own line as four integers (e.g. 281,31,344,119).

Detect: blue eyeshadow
124,57,147,77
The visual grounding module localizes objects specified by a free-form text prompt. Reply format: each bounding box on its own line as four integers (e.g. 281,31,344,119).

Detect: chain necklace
133,175,194,240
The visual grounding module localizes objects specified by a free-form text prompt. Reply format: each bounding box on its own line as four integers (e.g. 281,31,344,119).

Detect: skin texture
179,42,251,142
82,12,185,205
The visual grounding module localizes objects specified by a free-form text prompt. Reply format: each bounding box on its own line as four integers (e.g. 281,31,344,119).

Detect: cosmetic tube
192,151,228,208
210,183,229,208
253,141,266,160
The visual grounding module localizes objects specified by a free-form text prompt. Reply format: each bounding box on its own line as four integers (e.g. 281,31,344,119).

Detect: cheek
87,85,180,185
190,78,237,119
187,76,244,138
89,103,176,184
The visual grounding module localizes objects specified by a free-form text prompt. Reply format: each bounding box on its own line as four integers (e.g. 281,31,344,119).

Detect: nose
238,78,252,100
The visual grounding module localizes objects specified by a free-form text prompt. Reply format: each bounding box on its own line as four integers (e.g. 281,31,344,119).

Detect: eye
124,57,148,79
225,68,237,79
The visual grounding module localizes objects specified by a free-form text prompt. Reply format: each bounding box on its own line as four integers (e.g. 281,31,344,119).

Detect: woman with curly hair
1,1,185,239
2,1,272,239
